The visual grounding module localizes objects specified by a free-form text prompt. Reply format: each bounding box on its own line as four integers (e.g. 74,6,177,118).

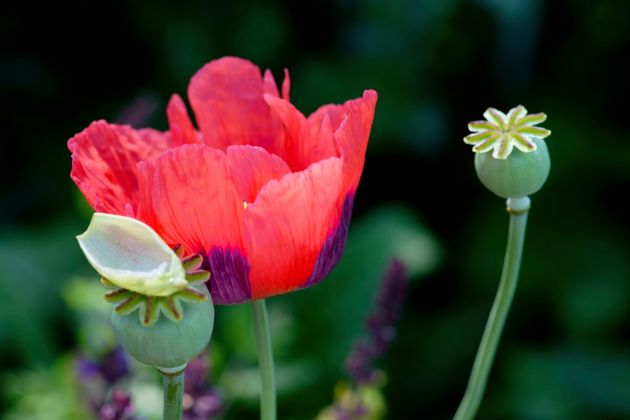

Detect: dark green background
1,0,629,418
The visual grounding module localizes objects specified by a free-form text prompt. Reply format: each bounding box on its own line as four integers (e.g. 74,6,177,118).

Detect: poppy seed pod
474,137,550,199
111,287,214,370
464,105,552,199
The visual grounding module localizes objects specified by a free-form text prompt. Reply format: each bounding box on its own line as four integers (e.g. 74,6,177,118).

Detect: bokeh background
2,0,629,418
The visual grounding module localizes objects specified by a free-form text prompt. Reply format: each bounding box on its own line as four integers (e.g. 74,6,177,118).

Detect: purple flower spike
183,352,223,420
76,347,130,386
184,353,210,395
100,347,130,384
345,259,408,385
99,389,136,420
76,356,101,379
75,346,136,419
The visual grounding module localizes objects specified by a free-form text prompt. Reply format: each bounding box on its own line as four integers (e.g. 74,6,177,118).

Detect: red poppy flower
69,57,377,304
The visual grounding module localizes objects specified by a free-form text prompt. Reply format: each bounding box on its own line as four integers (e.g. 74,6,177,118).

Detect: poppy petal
226,145,291,204
68,120,170,215
281,68,290,101
264,95,338,171
263,94,306,170
244,157,345,299
302,192,354,288
166,94,201,146
188,56,282,154
333,90,378,191
137,145,252,304
136,144,244,251
263,69,279,97
304,111,338,165
307,102,348,132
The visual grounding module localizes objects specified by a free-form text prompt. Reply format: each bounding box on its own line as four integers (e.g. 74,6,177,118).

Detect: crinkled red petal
188,56,283,155
68,120,170,215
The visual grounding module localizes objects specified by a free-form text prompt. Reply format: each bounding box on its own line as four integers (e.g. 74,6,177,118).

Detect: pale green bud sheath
455,106,551,420
76,213,214,420
77,213,188,296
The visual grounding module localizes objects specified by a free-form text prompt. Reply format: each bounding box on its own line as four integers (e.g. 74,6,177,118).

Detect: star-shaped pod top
464,105,551,160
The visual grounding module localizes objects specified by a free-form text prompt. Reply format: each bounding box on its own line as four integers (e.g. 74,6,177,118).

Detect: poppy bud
474,137,550,199
77,213,215,370
77,213,188,296
111,288,214,370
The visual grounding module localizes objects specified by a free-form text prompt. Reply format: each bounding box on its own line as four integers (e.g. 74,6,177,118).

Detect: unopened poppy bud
111,288,214,370
464,106,551,198
76,213,215,370
77,213,187,296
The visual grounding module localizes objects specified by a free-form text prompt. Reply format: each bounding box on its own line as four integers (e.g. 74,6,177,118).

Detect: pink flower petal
226,145,291,204
244,157,345,299
68,120,170,214
137,144,254,304
264,94,338,171
281,68,290,101
136,144,245,253
333,90,378,192
188,57,283,154
263,69,279,97
166,94,202,146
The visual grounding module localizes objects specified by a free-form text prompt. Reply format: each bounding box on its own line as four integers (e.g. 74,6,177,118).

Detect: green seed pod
474,137,550,198
111,287,214,369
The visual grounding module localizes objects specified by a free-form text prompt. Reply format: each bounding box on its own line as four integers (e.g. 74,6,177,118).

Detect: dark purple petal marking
302,192,355,288
205,247,252,304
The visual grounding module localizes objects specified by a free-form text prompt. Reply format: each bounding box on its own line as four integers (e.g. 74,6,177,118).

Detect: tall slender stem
252,298,276,420
161,367,185,420
454,197,530,420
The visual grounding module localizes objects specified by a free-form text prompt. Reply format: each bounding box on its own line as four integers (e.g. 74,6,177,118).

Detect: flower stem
454,197,530,420
252,299,277,420
161,366,185,420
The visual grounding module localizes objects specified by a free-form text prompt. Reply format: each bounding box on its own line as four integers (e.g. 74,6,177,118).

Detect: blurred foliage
1,356,91,420
1,204,439,419
317,381,386,420
1,0,629,418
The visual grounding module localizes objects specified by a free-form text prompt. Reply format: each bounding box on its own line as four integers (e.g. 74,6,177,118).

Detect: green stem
161,367,185,420
252,299,277,420
454,197,530,420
